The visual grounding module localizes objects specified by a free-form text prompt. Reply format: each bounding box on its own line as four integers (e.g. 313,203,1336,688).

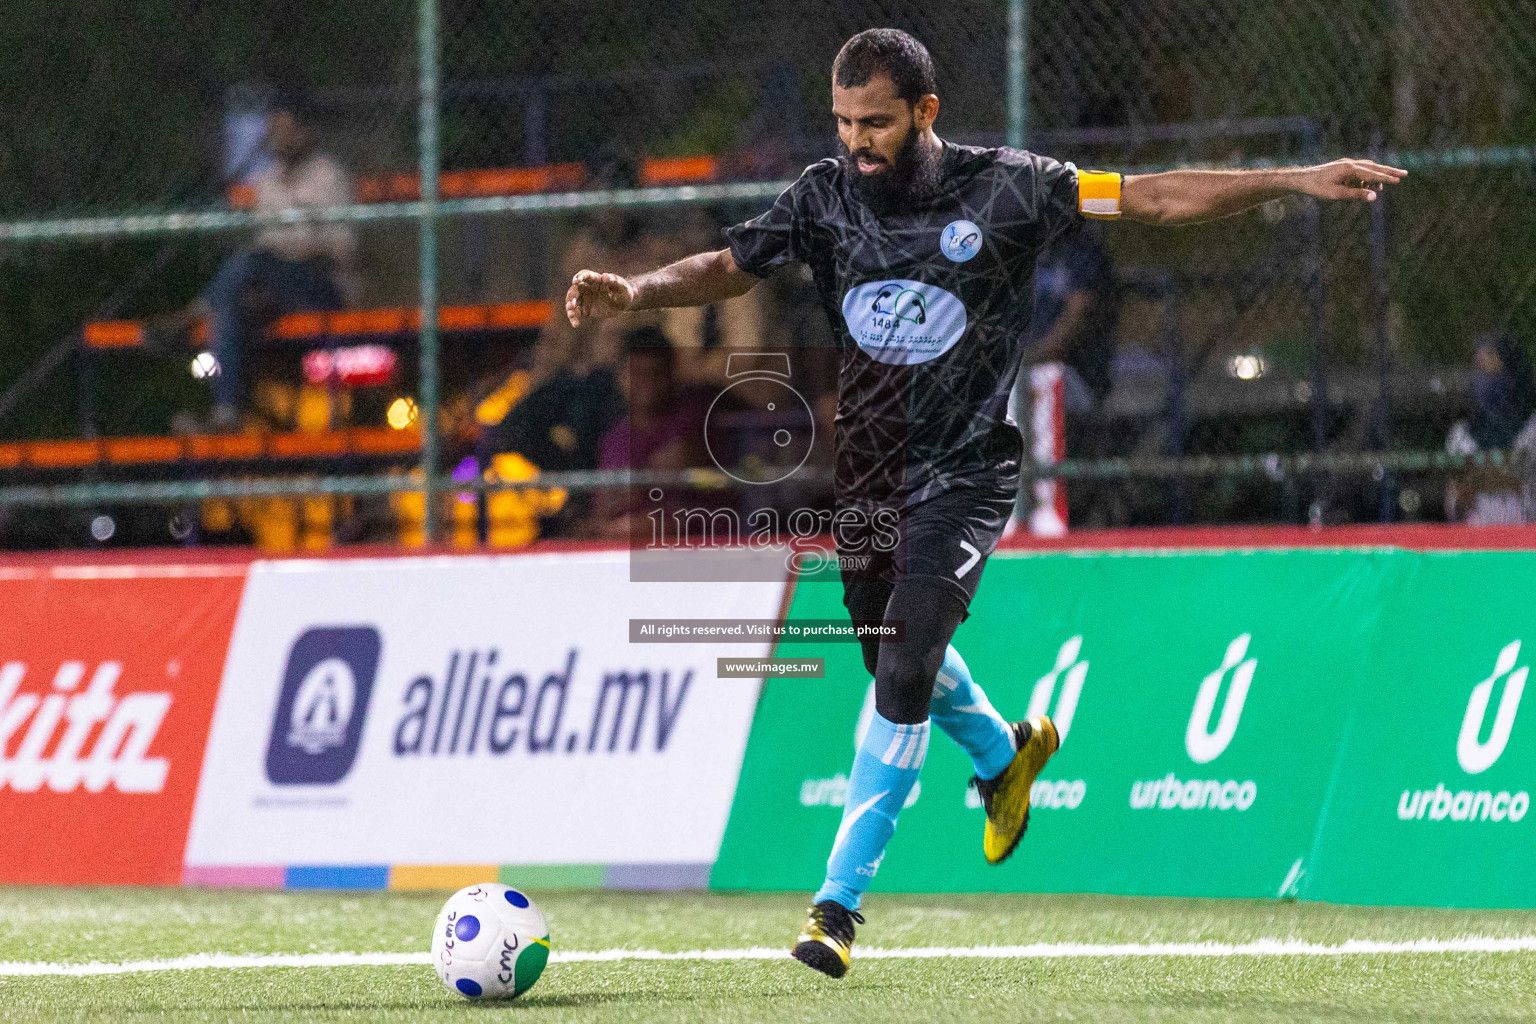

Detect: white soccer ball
431,883,550,1000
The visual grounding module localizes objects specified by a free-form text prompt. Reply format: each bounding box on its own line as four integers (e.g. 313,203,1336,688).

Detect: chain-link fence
1023,0,1536,526
0,0,1533,549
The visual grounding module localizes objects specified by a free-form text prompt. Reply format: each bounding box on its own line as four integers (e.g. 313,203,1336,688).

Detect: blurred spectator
527,151,669,388
1445,332,1536,524
475,349,622,542
480,362,622,475
529,207,661,384
154,88,358,431
488,168,770,538
598,327,710,472
654,206,770,390
588,327,711,539
1016,223,1121,529
525,185,769,396
472,156,658,541
1024,222,1119,418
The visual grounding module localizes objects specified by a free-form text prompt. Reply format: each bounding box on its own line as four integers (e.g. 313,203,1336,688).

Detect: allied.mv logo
940,219,982,262
266,626,382,785
288,658,358,755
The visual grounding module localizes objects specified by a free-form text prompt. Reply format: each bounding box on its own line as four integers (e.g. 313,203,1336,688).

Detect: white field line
4,936,1536,977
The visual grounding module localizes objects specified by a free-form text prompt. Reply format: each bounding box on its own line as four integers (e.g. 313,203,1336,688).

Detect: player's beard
845,122,943,214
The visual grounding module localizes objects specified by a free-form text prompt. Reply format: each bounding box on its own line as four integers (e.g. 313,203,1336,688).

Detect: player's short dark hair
833,28,937,105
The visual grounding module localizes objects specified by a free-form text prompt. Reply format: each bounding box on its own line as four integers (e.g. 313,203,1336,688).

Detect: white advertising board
185,551,785,867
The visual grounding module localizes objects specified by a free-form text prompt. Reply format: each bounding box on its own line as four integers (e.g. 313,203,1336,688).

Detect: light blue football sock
813,712,928,912
930,644,1016,781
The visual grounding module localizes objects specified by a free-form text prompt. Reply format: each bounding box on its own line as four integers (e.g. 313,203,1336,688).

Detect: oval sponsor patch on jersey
841,279,968,365
940,219,983,262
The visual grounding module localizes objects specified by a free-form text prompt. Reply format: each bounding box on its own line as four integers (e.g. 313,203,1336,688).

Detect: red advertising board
0,563,246,884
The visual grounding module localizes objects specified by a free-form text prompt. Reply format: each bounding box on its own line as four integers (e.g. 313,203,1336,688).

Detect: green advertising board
1306,552,1536,907
712,546,1536,907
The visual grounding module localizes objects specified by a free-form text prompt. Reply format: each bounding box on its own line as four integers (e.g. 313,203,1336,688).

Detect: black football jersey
724,140,1086,509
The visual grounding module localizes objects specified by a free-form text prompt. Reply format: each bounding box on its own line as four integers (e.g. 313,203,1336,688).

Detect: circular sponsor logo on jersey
940,219,982,262
841,279,968,365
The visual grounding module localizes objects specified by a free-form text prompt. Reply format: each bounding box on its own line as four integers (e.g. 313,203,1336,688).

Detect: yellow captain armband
1077,170,1122,220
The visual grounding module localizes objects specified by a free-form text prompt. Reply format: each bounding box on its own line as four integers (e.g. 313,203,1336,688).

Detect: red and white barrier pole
1028,362,1069,537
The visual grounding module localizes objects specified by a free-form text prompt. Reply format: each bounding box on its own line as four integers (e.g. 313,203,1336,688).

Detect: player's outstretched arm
564,248,757,327
1120,159,1408,226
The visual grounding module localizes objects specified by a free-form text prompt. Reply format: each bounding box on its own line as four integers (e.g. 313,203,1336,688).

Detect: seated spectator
589,327,711,539
1446,332,1536,524
522,165,771,395
475,156,665,535
479,361,623,475
155,88,358,430
653,206,771,390
473,355,622,541
1019,224,1120,530
527,151,668,388
599,327,710,472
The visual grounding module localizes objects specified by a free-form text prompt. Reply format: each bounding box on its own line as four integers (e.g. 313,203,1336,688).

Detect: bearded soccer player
567,28,1405,978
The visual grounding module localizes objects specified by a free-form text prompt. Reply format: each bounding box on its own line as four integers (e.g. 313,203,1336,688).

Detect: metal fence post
1369,128,1397,522
1006,0,1027,149
418,0,442,543
1301,119,1328,458
1006,0,1032,526
1004,0,1027,528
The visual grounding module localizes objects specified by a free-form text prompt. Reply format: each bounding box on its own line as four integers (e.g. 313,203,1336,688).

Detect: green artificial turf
1,888,1533,1023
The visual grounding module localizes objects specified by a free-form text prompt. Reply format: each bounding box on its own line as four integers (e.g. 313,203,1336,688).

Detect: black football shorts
836,484,1016,624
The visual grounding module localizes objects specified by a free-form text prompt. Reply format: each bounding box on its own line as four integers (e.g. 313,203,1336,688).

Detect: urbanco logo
1027,635,1087,743
1185,634,1256,764
1457,640,1526,775
265,626,382,786
1396,641,1532,824
1129,635,1258,812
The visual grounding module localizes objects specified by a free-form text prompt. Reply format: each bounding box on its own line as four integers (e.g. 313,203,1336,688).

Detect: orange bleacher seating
27,440,104,469
103,437,185,464
642,156,724,188
83,321,146,349
639,155,719,186
187,433,267,461
229,163,588,210
84,320,210,350
349,426,423,456
228,182,257,210
85,301,550,351
441,164,588,198
226,155,726,207
265,301,547,340
0,427,423,473
269,431,350,459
